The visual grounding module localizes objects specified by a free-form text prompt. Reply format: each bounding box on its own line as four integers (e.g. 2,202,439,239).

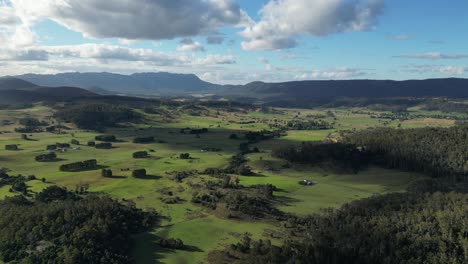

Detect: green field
0,103,458,263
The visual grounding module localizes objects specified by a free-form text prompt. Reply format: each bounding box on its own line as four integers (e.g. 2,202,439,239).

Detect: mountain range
2,72,468,102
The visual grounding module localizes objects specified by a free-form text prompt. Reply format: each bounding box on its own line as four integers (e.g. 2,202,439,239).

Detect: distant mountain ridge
236,78,468,100
15,72,221,96
8,72,468,99
0,77,97,104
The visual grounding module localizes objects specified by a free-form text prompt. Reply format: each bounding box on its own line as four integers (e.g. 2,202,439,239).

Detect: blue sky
1,0,468,84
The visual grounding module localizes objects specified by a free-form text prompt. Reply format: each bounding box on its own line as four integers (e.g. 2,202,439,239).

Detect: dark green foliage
133,136,154,143
159,238,185,249
54,103,140,129
15,126,43,133
71,139,80,145
101,169,113,177
59,159,97,172
87,141,95,146
343,125,468,178
4,144,18,151
35,153,57,162
227,191,468,264
285,120,333,130
19,117,48,127
133,151,149,158
132,169,147,178
272,142,367,173
95,134,117,142
56,143,70,148
0,189,158,263
46,144,57,150
180,128,209,134
179,153,190,159
423,99,468,114
245,130,280,142
35,185,75,202
95,142,112,149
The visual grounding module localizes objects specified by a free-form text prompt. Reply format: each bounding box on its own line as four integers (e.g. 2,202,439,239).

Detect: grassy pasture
0,102,456,263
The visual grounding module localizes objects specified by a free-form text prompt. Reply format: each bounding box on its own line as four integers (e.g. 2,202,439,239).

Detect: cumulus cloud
0,49,48,61
0,43,235,67
395,52,468,60
11,0,250,40
0,5,19,25
241,0,384,50
176,38,205,52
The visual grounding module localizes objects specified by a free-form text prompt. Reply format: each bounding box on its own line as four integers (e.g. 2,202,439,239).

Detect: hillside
233,78,468,100
0,77,97,104
14,73,468,99
16,72,222,96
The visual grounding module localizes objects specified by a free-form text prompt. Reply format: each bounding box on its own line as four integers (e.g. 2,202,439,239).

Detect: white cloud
176,38,205,52
0,5,19,25
395,52,468,60
241,0,384,50
402,64,466,76
11,0,251,40
297,67,368,79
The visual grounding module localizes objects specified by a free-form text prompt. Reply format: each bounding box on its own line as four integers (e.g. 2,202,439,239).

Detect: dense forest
273,125,468,179
218,189,467,264
0,186,158,263
54,103,140,129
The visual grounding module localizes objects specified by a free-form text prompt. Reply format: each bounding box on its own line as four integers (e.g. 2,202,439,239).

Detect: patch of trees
54,103,140,129
274,125,468,178
132,169,147,178
222,190,468,264
245,130,280,143
35,153,57,162
19,117,48,127
95,134,117,142
285,120,333,130
4,144,18,151
0,187,158,263
423,99,468,114
159,238,185,249
59,159,97,172
14,126,43,133
273,142,367,173
224,154,254,176
179,153,191,159
180,128,208,134
133,151,149,158
71,139,80,145
0,170,30,195
101,169,113,177
342,125,468,178
133,136,154,143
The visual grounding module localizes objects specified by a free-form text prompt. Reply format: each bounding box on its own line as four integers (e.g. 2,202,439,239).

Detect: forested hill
234,78,468,100
11,72,468,99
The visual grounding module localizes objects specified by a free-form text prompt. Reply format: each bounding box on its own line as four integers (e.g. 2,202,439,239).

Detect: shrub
59,160,97,172
133,151,149,159
132,169,147,178
35,153,57,162
95,135,117,142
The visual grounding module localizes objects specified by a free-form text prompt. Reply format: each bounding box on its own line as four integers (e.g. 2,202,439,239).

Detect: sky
0,0,468,84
